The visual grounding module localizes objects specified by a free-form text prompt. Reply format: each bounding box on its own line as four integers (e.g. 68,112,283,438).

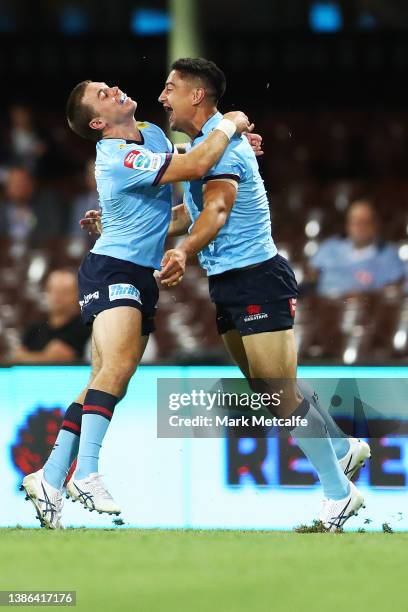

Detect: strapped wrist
215,119,237,140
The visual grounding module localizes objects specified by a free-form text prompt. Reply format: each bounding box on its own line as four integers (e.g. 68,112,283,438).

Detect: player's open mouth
163,105,174,121
119,93,128,105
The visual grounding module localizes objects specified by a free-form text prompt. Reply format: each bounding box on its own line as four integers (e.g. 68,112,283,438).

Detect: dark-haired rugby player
157,58,370,531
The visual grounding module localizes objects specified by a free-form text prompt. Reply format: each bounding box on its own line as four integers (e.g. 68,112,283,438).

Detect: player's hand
159,248,187,286
245,132,264,156
223,111,254,135
79,209,102,235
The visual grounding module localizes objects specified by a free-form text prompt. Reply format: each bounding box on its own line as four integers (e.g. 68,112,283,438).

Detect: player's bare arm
80,130,260,236
159,180,237,286
176,132,263,156
157,112,253,184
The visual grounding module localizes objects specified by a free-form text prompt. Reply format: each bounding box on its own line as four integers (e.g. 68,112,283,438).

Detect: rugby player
79,62,370,530
156,58,370,531
20,79,252,529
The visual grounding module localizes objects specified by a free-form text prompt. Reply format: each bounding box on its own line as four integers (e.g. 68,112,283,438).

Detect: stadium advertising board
1,366,408,531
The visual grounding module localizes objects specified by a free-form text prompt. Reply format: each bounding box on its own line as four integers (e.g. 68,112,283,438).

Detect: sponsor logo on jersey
109,283,142,303
244,304,268,322
289,298,297,317
79,291,99,309
123,149,162,172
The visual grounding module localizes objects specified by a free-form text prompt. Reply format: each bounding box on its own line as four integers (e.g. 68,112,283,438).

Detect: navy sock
75,389,118,480
43,402,82,489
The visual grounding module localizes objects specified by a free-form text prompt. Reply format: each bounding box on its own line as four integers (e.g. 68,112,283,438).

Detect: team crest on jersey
124,149,162,171
109,283,142,303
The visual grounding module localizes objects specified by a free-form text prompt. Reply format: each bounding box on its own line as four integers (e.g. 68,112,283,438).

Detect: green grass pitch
1,529,406,612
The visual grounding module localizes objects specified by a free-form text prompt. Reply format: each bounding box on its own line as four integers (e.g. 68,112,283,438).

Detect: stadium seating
0,234,407,364
1,109,408,364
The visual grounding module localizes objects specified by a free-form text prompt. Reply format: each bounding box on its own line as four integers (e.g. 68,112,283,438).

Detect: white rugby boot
20,469,63,529
319,481,365,532
66,473,121,515
339,438,371,480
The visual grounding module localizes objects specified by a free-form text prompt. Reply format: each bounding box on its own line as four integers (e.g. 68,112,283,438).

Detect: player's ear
89,117,106,133
192,87,205,106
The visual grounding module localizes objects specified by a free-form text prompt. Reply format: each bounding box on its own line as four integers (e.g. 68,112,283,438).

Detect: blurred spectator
69,159,99,242
0,166,63,245
0,104,50,174
308,199,405,297
10,269,90,364
0,104,71,179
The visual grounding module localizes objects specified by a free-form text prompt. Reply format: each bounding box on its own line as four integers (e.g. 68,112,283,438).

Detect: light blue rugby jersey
183,111,277,276
91,122,173,269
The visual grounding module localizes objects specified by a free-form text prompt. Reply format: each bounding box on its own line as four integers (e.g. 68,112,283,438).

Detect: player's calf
74,389,118,481
43,401,83,490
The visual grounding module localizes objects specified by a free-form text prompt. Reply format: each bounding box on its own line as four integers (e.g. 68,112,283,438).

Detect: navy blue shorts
78,253,159,336
208,254,298,336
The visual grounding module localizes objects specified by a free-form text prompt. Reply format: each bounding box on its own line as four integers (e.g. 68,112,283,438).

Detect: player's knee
116,361,137,386
101,358,137,391
248,376,299,417
249,361,289,379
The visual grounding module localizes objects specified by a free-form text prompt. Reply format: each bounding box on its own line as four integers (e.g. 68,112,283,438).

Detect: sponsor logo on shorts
109,283,142,303
246,305,261,315
79,291,99,309
244,304,268,322
123,149,162,171
289,298,297,317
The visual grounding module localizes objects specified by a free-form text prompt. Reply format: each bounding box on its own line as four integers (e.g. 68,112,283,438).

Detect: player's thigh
214,302,250,376
221,330,251,379
242,329,300,415
93,306,143,370
242,328,298,378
